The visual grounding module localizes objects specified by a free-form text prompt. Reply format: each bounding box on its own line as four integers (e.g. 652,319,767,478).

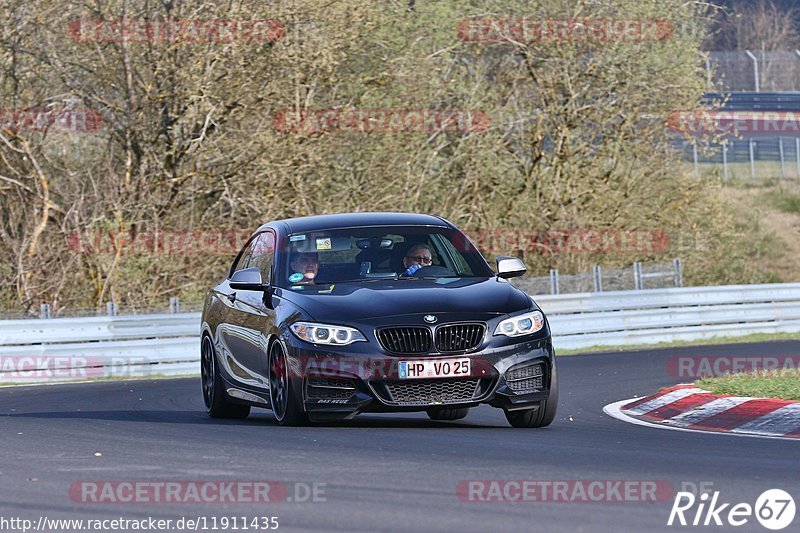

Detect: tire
426,406,470,421
504,362,558,428
268,342,309,426
201,335,250,419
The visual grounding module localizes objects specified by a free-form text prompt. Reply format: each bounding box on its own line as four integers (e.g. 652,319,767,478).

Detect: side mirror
230,267,268,290
496,256,526,279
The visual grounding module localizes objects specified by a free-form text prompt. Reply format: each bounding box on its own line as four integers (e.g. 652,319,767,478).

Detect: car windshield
279,225,493,286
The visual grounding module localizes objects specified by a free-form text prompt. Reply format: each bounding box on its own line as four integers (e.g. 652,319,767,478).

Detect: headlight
290,322,367,345
494,310,544,337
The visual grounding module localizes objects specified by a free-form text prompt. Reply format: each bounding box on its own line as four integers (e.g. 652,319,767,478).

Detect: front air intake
505,363,545,393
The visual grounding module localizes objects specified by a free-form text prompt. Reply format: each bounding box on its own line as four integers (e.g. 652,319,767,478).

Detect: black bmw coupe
201,212,558,427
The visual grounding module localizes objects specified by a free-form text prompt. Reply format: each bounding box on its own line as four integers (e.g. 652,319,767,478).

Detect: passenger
290,252,320,283
401,244,433,277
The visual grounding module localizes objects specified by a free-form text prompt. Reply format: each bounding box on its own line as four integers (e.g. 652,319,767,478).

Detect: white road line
662,397,751,426
731,403,800,435
623,387,705,415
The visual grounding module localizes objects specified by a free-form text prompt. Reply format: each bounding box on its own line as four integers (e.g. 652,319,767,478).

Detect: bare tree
713,0,800,51
0,0,774,314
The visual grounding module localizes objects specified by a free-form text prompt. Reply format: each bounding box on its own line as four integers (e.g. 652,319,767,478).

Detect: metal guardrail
2,283,800,383
539,283,800,350
704,91,800,111
0,313,200,345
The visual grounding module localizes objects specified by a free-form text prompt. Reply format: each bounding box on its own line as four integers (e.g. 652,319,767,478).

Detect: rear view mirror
356,238,393,250
496,256,526,279
230,267,267,290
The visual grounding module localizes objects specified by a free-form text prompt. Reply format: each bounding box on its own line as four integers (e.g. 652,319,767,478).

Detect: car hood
277,277,533,322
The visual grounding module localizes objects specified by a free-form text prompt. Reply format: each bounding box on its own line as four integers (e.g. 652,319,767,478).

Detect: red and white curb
604,384,800,440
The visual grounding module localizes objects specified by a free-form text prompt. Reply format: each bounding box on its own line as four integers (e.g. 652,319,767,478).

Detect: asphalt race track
2,341,799,533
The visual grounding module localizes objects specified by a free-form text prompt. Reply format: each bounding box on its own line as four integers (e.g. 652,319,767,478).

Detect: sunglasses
405,255,432,264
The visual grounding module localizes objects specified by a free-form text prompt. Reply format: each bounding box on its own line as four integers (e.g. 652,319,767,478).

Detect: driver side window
231,236,257,274
231,231,275,282
249,232,276,284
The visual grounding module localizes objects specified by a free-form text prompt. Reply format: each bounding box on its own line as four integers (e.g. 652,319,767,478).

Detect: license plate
398,358,470,379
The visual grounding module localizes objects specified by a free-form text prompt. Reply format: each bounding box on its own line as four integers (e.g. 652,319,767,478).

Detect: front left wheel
201,336,250,419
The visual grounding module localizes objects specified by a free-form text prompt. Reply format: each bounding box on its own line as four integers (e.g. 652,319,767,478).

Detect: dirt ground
721,180,800,282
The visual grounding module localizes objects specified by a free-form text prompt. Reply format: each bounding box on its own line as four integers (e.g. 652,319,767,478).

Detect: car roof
258,212,453,235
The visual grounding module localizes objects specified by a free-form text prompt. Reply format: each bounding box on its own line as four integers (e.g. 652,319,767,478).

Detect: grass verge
696,369,800,401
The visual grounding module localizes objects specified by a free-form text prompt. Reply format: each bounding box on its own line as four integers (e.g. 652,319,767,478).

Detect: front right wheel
201,335,250,419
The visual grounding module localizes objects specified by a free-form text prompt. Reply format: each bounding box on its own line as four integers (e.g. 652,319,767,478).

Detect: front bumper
284,336,555,420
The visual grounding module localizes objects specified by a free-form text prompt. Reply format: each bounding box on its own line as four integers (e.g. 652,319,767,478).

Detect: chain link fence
709,51,800,92
678,136,800,180
672,83,800,180
512,259,683,296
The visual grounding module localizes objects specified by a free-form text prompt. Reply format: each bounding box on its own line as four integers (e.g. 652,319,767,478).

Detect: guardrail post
39,303,51,319
749,139,756,180
795,138,800,178
169,297,180,314
633,262,643,290
593,265,603,292
673,258,683,288
549,268,559,295
106,302,116,317
722,142,729,181
779,137,786,179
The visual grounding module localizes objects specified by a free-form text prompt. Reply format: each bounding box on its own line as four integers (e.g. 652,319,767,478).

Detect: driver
402,244,432,277
289,252,320,283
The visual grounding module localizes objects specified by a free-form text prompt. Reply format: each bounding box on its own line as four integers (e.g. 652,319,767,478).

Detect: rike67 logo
668,489,795,530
